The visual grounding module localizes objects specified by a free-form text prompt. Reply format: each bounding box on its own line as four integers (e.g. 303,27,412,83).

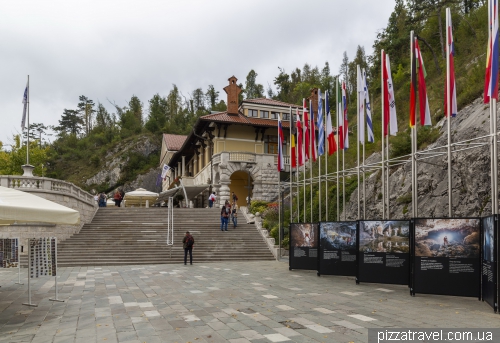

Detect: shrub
249,200,268,215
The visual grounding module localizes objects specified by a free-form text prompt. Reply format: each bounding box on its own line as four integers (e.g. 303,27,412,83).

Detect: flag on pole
363,69,374,143
410,37,417,128
342,82,349,149
317,90,325,156
485,0,499,103
357,65,365,144
303,99,310,162
385,54,398,135
290,108,297,168
310,100,317,161
415,39,432,126
296,108,304,166
21,82,28,130
382,52,390,136
337,80,344,150
445,10,458,117
161,163,171,178
277,114,285,171
325,91,337,155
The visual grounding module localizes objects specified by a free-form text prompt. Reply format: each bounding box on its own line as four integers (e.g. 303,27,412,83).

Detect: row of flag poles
276,3,499,231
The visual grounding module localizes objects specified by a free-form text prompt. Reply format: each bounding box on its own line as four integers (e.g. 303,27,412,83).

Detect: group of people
94,190,124,207
220,192,238,231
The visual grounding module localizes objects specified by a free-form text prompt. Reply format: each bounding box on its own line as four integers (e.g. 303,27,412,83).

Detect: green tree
243,70,265,99
0,135,50,175
145,94,168,134
77,96,96,135
55,109,84,135
205,85,219,110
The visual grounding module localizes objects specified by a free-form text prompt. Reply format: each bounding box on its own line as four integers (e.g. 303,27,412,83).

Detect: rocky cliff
84,135,161,194
341,97,497,219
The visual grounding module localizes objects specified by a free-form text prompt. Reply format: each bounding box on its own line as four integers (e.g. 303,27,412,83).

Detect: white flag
386,55,398,136
161,164,170,178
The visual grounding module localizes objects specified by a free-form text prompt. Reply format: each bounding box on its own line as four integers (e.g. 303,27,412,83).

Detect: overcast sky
0,0,395,146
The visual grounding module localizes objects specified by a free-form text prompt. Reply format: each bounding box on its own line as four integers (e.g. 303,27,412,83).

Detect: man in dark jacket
182,231,195,265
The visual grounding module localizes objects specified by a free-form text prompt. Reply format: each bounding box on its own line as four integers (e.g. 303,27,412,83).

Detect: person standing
182,231,194,265
220,204,229,231
208,192,216,208
231,204,238,228
114,191,122,207
231,192,238,206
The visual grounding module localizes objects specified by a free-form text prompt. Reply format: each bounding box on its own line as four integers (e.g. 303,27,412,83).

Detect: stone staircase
57,207,275,266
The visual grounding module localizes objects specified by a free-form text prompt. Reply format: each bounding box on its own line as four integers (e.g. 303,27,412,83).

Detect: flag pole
27,75,30,166
357,66,361,220
317,96,322,222
446,8,453,217
363,134,366,219
325,92,329,221
342,83,346,220
381,50,386,220
336,82,340,221
302,106,306,222
410,31,417,218
278,174,281,261
309,100,313,223
289,107,293,223
386,133,389,219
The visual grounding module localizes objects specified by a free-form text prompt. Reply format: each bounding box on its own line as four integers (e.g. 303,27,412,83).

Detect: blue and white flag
161,163,171,178
317,89,325,156
21,83,28,130
363,69,374,143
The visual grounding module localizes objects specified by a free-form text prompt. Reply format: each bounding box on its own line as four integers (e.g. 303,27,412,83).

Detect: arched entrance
230,171,253,207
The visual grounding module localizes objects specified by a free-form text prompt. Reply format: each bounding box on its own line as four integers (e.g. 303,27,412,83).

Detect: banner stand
16,239,23,285
49,238,63,302
23,239,37,307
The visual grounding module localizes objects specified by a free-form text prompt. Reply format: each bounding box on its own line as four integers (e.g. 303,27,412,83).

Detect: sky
0,0,395,147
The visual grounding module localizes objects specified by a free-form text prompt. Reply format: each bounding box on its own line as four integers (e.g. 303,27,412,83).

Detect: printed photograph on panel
483,216,494,262
320,222,356,250
359,221,410,254
291,223,318,248
415,218,480,258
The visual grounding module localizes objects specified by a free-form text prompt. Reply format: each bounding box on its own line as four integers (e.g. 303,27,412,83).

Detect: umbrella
0,186,80,225
123,188,159,207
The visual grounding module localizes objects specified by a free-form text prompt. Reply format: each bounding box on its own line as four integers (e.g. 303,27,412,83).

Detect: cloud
0,0,394,145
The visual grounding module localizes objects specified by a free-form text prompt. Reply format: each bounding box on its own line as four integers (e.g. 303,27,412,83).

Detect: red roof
242,98,300,108
163,134,187,151
199,111,291,128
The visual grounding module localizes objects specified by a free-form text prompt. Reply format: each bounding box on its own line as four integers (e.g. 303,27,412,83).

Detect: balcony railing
229,152,256,162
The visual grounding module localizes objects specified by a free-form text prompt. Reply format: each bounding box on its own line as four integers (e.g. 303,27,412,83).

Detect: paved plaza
0,261,498,343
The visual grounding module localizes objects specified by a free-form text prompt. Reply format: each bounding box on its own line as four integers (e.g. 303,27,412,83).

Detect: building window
265,135,287,154
261,110,269,118
283,112,290,121
249,109,258,117
271,112,279,119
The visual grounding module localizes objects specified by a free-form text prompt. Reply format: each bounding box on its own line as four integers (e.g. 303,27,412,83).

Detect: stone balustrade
0,175,98,260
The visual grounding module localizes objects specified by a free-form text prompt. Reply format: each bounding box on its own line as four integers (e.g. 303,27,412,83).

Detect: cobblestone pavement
0,261,498,343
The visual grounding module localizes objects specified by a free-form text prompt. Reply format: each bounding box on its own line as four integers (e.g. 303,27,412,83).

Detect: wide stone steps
57,207,274,266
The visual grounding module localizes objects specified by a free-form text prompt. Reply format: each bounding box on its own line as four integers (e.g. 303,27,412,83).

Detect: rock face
342,97,497,219
85,135,160,193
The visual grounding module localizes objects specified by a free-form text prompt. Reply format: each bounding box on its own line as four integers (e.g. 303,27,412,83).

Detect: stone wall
0,176,97,260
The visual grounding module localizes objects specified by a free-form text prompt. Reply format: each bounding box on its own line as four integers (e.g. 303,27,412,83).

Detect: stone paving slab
0,261,499,343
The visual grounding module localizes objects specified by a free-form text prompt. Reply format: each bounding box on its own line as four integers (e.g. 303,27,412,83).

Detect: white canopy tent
123,188,159,207
0,186,80,225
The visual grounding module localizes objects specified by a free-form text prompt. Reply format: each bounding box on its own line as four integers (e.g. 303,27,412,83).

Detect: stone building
160,76,304,208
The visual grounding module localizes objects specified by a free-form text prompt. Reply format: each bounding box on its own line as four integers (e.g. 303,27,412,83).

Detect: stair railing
167,197,174,246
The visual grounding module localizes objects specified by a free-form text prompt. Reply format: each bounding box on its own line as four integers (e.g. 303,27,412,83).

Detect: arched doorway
230,170,253,207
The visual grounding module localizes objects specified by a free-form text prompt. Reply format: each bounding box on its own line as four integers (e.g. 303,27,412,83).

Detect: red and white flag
310,100,317,162
415,39,432,126
325,91,337,155
445,8,457,117
383,53,398,135
303,98,310,162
